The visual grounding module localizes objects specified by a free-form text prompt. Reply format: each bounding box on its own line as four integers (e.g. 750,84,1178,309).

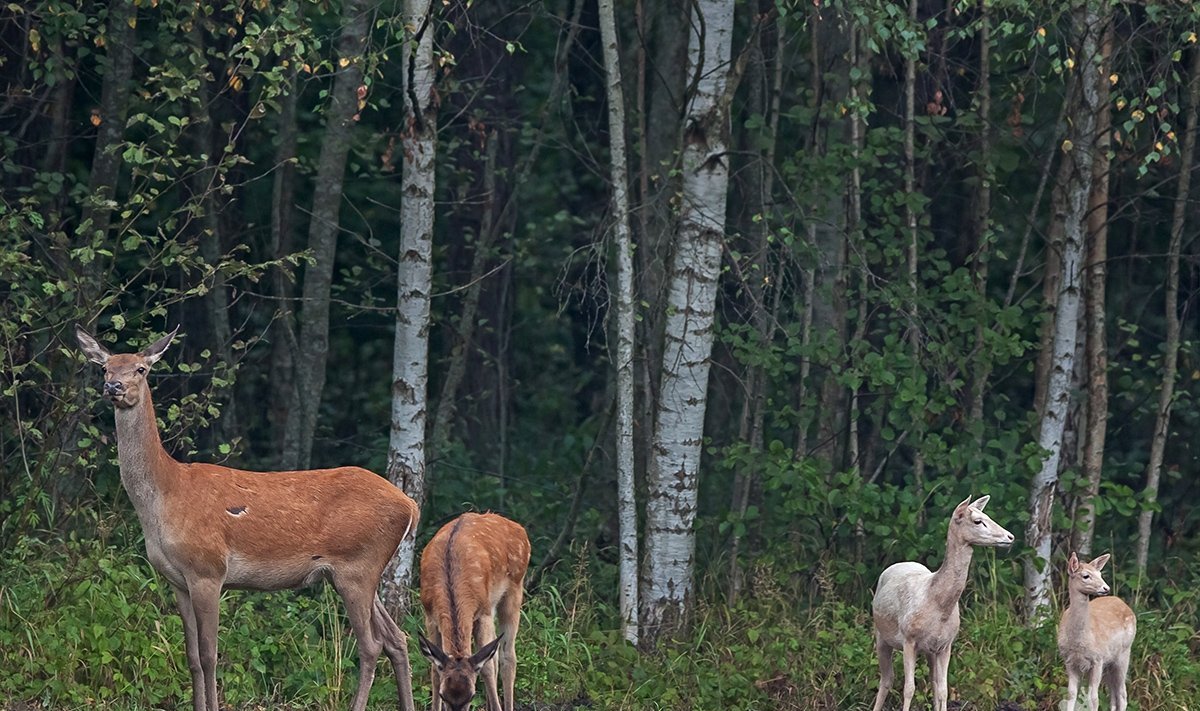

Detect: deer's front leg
1064,667,1080,711
932,645,951,711
187,577,223,711
900,640,917,711
173,585,208,711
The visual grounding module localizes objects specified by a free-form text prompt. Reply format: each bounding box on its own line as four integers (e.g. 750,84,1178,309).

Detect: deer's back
151,464,417,589
420,513,531,628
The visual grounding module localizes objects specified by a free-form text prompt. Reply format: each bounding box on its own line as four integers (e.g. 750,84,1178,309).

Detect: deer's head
950,495,1015,547
1067,551,1111,597
418,632,502,711
75,325,178,409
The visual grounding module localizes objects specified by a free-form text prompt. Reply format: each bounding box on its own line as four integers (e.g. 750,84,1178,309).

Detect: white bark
641,0,734,641
598,0,639,647
385,0,436,603
1024,1,1102,623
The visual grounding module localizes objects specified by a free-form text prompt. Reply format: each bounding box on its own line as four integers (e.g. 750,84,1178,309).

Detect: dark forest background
1,0,1199,708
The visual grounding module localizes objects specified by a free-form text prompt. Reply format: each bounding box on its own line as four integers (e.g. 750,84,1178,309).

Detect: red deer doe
417,512,530,711
1058,552,1136,711
870,495,1015,711
75,325,419,711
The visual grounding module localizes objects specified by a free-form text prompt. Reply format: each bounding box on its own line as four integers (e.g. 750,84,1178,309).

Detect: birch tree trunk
1074,22,1113,558
598,0,639,645
281,0,369,470
1023,0,1103,623
641,0,734,644
384,0,437,604
1135,44,1200,577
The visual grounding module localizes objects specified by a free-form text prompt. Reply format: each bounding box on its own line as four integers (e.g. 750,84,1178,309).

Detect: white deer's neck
112,389,176,517
929,531,973,609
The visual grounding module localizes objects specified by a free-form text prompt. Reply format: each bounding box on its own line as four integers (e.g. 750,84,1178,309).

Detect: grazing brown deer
1058,552,1137,711
75,324,419,711
417,512,530,711
870,495,1015,711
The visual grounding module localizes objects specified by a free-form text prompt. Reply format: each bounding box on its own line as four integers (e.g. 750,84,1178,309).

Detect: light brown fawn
1058,552,1136,711
75,325,419,711
417,512,530,711
870,495,1015,711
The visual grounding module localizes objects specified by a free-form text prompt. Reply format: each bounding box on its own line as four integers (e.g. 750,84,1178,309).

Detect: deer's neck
112,389,177,518
1062,585,1094,637
929,532,973,610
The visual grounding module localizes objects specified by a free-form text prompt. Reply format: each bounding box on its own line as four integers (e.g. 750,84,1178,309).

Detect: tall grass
1,537,1196,710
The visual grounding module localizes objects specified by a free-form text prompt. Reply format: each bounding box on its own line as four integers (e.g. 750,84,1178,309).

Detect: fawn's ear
417,633,448,669
1089,553,1110,571
469,634,503,672
969,494,991,512
75,325,112,366
139,325,179,366
1068,551,1080,573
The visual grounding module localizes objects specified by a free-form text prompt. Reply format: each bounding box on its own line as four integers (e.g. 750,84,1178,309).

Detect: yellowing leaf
90,111,102,127
228,75,243,91
339,57,350,68
1109,73,1118,86
28,28,39,52
127,17,136,29
1061,139,1074,152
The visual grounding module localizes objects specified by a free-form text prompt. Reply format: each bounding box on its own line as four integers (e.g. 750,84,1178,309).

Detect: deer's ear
969,494,990,512
953,495,972,519
1068,551,1080,573
1089,553,1110,571
139,325,180,365
75,325,112,365
418,633,448,669
469,634,503,672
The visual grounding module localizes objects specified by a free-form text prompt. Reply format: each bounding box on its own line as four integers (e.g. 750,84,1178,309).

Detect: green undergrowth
1,537,1197,710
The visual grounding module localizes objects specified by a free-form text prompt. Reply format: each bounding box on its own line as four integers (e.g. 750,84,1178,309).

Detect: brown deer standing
75,325,419,711
870,495,1015,711
1058,552,1136,711
417,512,530,711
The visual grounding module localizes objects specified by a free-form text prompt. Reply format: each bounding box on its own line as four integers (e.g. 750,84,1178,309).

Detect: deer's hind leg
496,585,523,711
372,596,415,711
474,613,502,711
870,633,895,711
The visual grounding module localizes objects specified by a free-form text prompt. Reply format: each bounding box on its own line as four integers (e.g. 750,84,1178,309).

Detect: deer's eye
1082,574,1090,579
975,519,984,525
137,366,146,375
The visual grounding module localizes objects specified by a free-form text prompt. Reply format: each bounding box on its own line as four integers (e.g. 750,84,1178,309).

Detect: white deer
870,495,1014,711
417,512,531,711
75,325,419,711
1058,552,1136,711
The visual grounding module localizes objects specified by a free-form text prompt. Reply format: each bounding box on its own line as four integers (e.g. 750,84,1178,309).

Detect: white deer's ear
1068,551,1080,573
1090,553,1110,571
969,495,990,512
75,325,112,365
139,325,180,365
